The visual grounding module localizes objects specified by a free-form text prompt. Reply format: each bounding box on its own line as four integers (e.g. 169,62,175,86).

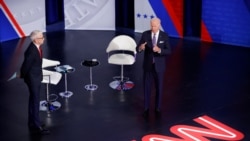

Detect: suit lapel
148,31,154,47
157,31,162,46
32,43,42,59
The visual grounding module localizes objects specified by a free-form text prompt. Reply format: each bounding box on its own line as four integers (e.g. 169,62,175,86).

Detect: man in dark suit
20,30,50,134
136,18,171,117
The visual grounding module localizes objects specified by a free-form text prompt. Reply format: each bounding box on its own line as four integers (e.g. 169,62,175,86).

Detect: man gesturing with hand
136,18,171,117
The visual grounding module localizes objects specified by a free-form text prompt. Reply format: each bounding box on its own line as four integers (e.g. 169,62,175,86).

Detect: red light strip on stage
142,115,244,141
0,0,25,37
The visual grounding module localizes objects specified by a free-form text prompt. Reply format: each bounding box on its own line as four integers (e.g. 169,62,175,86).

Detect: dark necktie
39,46,43,58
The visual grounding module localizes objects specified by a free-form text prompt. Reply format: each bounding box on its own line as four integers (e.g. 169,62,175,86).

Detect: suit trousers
25,77,42,128
143,64,164,110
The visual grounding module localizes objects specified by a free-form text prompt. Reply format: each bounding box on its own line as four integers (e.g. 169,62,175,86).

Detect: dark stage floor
0,30,250,141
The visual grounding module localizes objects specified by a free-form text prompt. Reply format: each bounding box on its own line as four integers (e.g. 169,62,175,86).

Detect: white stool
106,35,136,90
40,70,62,112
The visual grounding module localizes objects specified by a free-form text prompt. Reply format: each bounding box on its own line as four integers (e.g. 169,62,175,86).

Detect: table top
55,65,75,73
82,59,100,67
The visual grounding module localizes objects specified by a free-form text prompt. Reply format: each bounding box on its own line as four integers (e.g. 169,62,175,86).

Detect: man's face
34,34,45,45
150,21,160,33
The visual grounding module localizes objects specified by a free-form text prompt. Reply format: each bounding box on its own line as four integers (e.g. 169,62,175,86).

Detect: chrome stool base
59,91,73,98
109,80,134,90
39,100,61,112
85,84,98,91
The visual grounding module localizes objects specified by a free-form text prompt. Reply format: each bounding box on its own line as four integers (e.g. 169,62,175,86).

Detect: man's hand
153,46,161,53
139,42,147,51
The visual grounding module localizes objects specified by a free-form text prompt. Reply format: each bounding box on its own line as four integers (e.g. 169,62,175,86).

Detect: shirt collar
152,31,159,36
34,42,40,49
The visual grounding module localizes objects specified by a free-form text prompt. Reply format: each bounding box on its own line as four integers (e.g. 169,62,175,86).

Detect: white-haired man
136,18,171,117
20,30,50,135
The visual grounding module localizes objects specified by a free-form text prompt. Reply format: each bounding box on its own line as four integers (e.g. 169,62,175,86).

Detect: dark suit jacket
20,42,42,83
136,30,171,72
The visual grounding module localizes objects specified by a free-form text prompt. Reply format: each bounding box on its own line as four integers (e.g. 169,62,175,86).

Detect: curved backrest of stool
42,58,60,68
106,35,137,65
42,69,62,85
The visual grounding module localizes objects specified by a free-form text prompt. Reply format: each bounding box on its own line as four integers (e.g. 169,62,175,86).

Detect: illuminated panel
0,0,24,41
201,0,250,47
0,0,46,42
149,0,183,38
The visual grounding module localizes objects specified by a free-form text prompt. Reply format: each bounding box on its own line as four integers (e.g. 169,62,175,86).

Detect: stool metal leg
40,75,61,112
85,67,98,91
90,67,93,85
59,73,73,98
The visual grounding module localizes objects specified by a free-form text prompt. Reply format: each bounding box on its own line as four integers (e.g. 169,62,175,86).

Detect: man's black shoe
155,108,161,117
29,126,50,135
143,109,149,117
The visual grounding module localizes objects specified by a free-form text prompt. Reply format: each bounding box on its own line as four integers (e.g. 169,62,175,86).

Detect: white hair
151,17,161,24
30,30,43,41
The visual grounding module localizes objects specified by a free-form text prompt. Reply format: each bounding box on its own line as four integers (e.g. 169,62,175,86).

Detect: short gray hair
30,30,43,41
151,17,161,24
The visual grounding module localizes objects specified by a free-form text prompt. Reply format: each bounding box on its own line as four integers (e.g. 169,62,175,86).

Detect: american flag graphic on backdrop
0,0,45,42
134,0,157,33
134,0,184,38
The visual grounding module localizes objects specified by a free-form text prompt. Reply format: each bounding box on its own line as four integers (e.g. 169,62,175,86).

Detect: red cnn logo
142,115,244,141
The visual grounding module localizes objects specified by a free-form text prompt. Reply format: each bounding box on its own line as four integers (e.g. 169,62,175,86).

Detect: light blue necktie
152,34,156,63
152,34,156,46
